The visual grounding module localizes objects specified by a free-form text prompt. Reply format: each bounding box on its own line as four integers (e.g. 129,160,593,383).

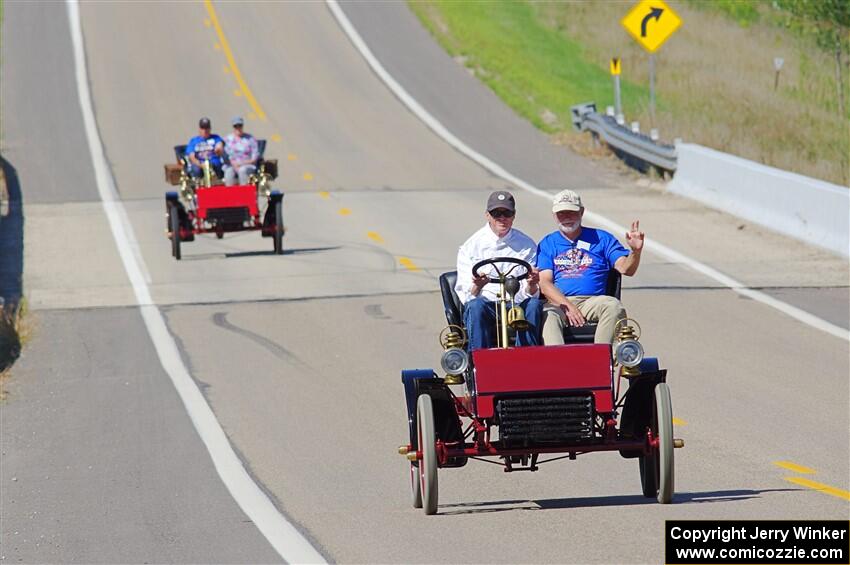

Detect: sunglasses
490,209,515,219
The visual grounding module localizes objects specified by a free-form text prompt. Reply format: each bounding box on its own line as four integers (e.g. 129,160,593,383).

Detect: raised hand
625,219,644,252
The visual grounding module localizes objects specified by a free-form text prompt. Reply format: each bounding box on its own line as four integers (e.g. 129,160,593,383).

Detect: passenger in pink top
223,116,259,186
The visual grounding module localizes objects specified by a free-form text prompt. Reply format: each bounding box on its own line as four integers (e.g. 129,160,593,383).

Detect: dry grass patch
0,301,31,400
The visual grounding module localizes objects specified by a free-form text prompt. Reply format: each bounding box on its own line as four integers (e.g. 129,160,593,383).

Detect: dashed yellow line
338,208,351,216
318,191,330,200
672,417,687,426
399,257,420,272
203,0,267,120
287,153,297,161
303,172,313,181
773,461,816,474
784,477,850,501
271,134,282,143
367,231,384,244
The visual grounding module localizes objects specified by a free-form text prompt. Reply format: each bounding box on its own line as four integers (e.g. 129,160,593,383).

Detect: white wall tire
654,383,675,503
410,463,422,508
416,394,438,515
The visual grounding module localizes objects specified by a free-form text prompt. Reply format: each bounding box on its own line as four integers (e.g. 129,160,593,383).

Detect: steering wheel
472,257,532,283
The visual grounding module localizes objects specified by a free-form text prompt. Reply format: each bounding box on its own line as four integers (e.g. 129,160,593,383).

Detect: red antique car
399,257,683,514
163,141,284,260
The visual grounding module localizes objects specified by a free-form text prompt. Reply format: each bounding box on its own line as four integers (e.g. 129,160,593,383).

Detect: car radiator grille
497,394,594,445
207,207,250,225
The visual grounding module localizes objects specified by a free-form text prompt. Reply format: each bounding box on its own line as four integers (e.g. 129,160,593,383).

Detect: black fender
619,357,667,458
401,369,467,468
262,190,284,235
165,192,194,241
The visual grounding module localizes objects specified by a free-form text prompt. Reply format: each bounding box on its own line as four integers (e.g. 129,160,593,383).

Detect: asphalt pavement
1,1,847,563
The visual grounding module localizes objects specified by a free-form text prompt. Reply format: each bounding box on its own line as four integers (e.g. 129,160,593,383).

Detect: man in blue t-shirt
537,189,644,344
185,117,225,180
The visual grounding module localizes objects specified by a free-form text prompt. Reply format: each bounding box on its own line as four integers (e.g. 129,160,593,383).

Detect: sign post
611,57,622,116
621,0,682,124
773,57,784,91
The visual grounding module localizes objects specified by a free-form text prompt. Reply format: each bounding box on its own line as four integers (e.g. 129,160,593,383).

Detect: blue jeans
188,162,224,179
463,296,544,351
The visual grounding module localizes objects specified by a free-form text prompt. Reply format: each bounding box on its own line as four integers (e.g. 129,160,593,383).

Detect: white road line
326,0,849,343
67,2,326,562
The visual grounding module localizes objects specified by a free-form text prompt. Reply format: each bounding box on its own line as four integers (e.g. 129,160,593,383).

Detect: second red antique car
163,141,284,260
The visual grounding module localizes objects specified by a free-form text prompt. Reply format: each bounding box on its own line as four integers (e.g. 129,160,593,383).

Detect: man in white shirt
455,191,543,350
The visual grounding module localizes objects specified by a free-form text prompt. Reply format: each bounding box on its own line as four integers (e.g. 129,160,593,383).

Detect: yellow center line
270,134,282,143
367,231,385,244
338,208,352,216
784,477,850,501
773,461,817,474
203,0,267,121
288,154,298,161
303,172,313,181
399,257,421,272
672,417,687,426
318,191,330,200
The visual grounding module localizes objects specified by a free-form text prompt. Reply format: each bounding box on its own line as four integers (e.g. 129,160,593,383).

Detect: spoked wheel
639,383,674,503
410,463,422,508
169,205,181,261
272,200,284,255
416,394,438,515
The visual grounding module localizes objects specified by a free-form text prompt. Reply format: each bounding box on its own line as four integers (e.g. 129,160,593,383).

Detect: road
1,1,847,563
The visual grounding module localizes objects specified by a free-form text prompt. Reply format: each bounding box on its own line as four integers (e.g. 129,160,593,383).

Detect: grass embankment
409,1,849,185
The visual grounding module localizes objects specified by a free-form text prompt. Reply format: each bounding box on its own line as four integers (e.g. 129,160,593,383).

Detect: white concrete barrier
668,142,850,257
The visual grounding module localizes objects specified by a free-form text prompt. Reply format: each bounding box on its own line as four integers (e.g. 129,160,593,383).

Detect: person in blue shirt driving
185,117,225,179
537,189,644,344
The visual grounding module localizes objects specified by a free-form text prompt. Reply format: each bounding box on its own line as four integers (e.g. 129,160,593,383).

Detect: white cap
552,189,583,213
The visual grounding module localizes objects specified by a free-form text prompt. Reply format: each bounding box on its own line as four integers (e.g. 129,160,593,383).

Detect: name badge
577,240,591,250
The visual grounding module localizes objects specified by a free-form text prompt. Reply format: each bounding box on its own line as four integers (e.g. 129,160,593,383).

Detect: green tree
775,0,850,118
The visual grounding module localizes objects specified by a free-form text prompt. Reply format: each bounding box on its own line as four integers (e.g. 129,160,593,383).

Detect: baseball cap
486,190,516,212
231,116,244,126
198,117,211,128
552,189,583,213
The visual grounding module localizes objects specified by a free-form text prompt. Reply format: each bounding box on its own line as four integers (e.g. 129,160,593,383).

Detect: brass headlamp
614,318,644,378
439,325,468,385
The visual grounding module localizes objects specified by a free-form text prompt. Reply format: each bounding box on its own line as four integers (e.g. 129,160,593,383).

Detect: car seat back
438,271,463,327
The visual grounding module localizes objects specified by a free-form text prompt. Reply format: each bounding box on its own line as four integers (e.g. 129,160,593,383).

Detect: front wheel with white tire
410,463,422,508
416,394,438,515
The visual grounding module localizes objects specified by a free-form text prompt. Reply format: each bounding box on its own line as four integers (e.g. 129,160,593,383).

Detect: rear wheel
410,463,422,508
273,200,284,255
639,383,674,502
654,383,674,503
416,394,438,515
169,205,181,261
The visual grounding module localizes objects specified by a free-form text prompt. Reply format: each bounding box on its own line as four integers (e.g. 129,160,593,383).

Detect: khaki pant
542,296,626,344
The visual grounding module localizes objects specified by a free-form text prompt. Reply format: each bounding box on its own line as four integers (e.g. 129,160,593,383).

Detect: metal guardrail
570,102,677,173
